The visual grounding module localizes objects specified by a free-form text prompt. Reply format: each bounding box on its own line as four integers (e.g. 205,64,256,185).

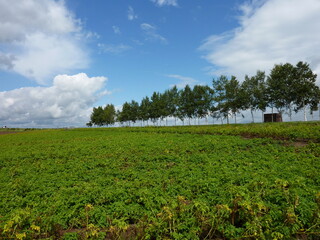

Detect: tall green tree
140,96,151,126
293,61,319,121
224,76,245,124
129,100,140,125
88,104,116,126
212,75,229,124
179,85,195,125
166,86,180,125
158,92,170,125
103,104,116,126
162,89,173,126
150,92,162,125
242,71,267,122
89,106,105,126
266,63,296,120
118,102,131,126
192,85,213,124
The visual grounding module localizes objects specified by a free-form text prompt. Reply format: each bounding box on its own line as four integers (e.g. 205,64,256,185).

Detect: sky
1,0,320,128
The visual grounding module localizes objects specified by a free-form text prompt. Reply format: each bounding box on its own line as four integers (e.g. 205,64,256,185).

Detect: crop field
0,122,320,239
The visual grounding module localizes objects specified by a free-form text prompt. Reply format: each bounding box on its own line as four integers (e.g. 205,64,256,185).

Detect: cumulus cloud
141,23,168,44
13,33,88,84
0,73,108,128
167,74,200,88
151,0,178,7
199,0,320,81
0,0,88,83
128,6,138,21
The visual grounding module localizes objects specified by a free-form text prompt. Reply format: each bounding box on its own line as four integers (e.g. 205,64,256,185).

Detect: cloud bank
199,0,320,81
0,73,108,128
0,0,88,84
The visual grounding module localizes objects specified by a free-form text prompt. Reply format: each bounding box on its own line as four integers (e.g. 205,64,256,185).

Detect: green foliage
89,104,116,127
90,61,320,125
293,62,320,115
242,71,267,122
267,61,319,121
178,85,195,122
267,63,296,114
192,85,213,120
0,124,319,239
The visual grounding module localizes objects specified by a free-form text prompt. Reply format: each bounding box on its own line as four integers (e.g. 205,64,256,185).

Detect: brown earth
0,131,20,135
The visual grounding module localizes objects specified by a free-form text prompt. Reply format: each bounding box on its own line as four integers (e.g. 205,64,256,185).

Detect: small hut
264,113,282,122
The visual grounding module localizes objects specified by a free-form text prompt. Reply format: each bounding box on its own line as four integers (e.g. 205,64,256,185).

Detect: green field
0,122,320,239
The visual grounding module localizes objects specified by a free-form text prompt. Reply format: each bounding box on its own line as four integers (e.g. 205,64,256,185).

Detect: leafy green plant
0,123,319,239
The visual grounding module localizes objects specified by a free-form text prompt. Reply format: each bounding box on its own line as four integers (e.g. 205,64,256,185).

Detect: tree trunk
289,104,292,121
234,112,237,124
251,109,254,123
303,102,307,121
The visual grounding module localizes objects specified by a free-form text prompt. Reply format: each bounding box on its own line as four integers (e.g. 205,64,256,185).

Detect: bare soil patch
0,131,20,135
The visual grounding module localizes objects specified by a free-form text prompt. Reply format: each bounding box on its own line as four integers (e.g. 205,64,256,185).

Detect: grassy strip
124,121,320,142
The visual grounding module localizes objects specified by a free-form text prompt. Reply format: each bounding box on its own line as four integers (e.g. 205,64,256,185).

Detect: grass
0,122,319,239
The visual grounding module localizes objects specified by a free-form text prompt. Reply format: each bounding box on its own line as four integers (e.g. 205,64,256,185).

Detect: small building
264,113,282,122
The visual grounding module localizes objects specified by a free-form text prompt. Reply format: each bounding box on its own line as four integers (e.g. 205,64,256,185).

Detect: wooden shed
264,113,282,122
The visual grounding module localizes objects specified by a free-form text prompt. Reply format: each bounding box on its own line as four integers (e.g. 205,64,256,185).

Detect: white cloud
199,0,320,81
128,6,138,21
141,23,168,44
0,0,88,84
0,0,79,42
98,43,132,54
167,74,199,88
84,31,100,40
0,73,109,128
112,26,121,35
151,0,178,7
13,33,88,84
141,23,156,31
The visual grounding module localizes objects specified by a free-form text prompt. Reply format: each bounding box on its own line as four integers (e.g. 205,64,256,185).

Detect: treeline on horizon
87,61,320,127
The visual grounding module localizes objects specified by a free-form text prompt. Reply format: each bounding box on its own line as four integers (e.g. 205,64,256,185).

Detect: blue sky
65,0,241,105
1,0,320,127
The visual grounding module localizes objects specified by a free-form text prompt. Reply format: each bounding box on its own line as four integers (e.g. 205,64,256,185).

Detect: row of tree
87,61,320,127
